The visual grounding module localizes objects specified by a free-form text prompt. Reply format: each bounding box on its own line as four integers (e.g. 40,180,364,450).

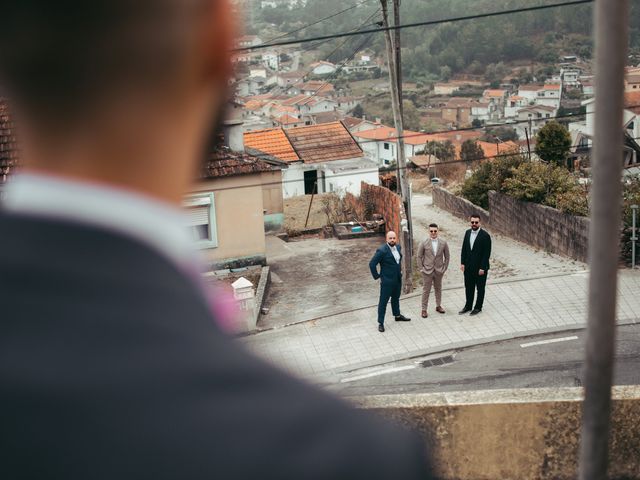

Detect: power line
235,104,601,160
260,0,378,45
258,9,381,98
234,0,594,52
205,133,640,194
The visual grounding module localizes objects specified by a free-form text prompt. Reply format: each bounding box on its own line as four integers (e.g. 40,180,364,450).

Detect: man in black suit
459,215,492,316
369,231,411,332
0,2,432,479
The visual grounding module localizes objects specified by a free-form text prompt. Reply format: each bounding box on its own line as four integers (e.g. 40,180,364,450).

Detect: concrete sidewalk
240,270,640,383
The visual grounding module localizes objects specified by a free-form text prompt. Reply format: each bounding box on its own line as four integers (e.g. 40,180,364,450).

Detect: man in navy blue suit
369,231,411,332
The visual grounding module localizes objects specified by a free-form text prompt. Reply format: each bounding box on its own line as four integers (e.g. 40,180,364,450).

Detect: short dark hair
429,223,438,229
0,0,209,124
470,215,481,220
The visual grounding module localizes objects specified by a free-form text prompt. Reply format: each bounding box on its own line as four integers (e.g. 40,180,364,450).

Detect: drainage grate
418,355,455,368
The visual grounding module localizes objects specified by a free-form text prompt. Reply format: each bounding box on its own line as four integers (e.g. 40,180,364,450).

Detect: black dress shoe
395,314,411,322
378,324,385,332
470,309,482,316
458,307,472,315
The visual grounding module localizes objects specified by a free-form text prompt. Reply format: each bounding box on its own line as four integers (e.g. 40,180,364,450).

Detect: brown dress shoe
421,310,428,318
436,306,445,314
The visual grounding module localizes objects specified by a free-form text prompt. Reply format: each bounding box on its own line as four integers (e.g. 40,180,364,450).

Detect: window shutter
185,206,209,226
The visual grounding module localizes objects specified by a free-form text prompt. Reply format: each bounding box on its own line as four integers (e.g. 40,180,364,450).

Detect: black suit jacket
0,213,431,479
461,228,492,273
369,243,402,284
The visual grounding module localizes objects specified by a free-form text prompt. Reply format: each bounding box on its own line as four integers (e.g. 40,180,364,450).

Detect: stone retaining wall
355,386,640,480
432,186,590,262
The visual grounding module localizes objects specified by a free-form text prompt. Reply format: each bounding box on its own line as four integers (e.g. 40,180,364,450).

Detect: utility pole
380,0,413,292
578,0,629,479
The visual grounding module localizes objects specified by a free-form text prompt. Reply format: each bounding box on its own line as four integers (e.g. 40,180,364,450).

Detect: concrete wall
432,187,589,262
355,386,640,480
488,190,590,262
193,177,266,269
432,186,490,226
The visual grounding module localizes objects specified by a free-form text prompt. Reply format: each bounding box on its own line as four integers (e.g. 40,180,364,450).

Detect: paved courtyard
260,193,586,329
243,192,636,385
241,270,640,384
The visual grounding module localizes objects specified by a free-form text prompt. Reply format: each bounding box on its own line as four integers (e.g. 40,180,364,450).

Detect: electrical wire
234,0,594,52
203,132,640,194
259,0,379,45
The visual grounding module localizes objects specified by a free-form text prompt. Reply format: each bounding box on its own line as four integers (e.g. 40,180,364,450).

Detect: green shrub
459,154,526,209
502,162,588,216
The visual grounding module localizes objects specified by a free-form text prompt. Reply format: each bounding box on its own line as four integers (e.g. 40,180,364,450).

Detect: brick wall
361,182,405,235
432,186,590,262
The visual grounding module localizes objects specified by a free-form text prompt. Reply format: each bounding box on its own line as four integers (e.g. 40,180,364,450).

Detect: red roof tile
286,121,363,164
202,146,286,179
0,100,19,184
244,128,300,162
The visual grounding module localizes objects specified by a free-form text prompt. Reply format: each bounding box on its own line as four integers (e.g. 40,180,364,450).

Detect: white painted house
310,61,337,76
244,122,379,198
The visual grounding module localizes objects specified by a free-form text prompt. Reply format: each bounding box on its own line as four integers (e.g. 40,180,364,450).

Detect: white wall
325,163,379,196
281,163,306,198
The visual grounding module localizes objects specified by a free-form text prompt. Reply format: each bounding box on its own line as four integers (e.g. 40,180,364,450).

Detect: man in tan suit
417,223,450,318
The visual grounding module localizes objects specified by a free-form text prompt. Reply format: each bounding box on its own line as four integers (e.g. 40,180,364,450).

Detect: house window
183,193,218,249
384,142,390,150
546,113,551,118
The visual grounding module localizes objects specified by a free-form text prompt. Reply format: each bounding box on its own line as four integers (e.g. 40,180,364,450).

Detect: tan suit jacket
417,238,450,275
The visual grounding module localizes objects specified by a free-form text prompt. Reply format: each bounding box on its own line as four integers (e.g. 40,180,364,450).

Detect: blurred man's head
470,215,481,231
0,0,234,202
428,223,438,239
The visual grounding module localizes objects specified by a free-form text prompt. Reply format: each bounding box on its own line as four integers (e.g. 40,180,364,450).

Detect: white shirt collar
3,173,196,269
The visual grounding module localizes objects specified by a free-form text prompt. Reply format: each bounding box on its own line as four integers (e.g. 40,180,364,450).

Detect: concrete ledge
352,386,640,480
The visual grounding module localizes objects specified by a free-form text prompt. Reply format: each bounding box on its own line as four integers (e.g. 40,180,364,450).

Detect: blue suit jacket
369,243,403,284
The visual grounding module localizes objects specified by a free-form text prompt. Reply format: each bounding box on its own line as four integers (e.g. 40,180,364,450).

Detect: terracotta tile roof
342,116,364,129
244,128,300,162
202,146,287,179
311,110,342,124
285,121,363,164
474,140,520,160
300,81,335,94
352,125,442,146
484,89,507,97
275,114,301,125
543,84,561,90
625,91,640,114
0,100,19,184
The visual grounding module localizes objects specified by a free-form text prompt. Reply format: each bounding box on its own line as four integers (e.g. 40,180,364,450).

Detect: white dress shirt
389,244,400,264
469,228,480,250
431,239,438,255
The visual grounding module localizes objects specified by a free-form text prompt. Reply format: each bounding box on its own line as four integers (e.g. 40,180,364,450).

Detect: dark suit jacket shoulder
0,213,431,480
369,242,402,283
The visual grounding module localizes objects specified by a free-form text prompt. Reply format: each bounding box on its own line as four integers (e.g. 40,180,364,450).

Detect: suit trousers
464,270,488,310
378,280,401,325
421,271,443,310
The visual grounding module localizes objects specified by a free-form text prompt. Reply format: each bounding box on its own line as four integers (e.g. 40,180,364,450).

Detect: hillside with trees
250,0,640,82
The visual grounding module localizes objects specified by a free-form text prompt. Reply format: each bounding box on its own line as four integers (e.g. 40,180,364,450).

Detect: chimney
223,119,245,152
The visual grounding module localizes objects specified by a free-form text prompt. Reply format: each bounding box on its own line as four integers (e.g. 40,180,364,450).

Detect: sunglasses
429,230,438,233
470,221,480,224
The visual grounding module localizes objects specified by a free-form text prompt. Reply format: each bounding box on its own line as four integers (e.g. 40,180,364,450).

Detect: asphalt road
331,324,640,397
